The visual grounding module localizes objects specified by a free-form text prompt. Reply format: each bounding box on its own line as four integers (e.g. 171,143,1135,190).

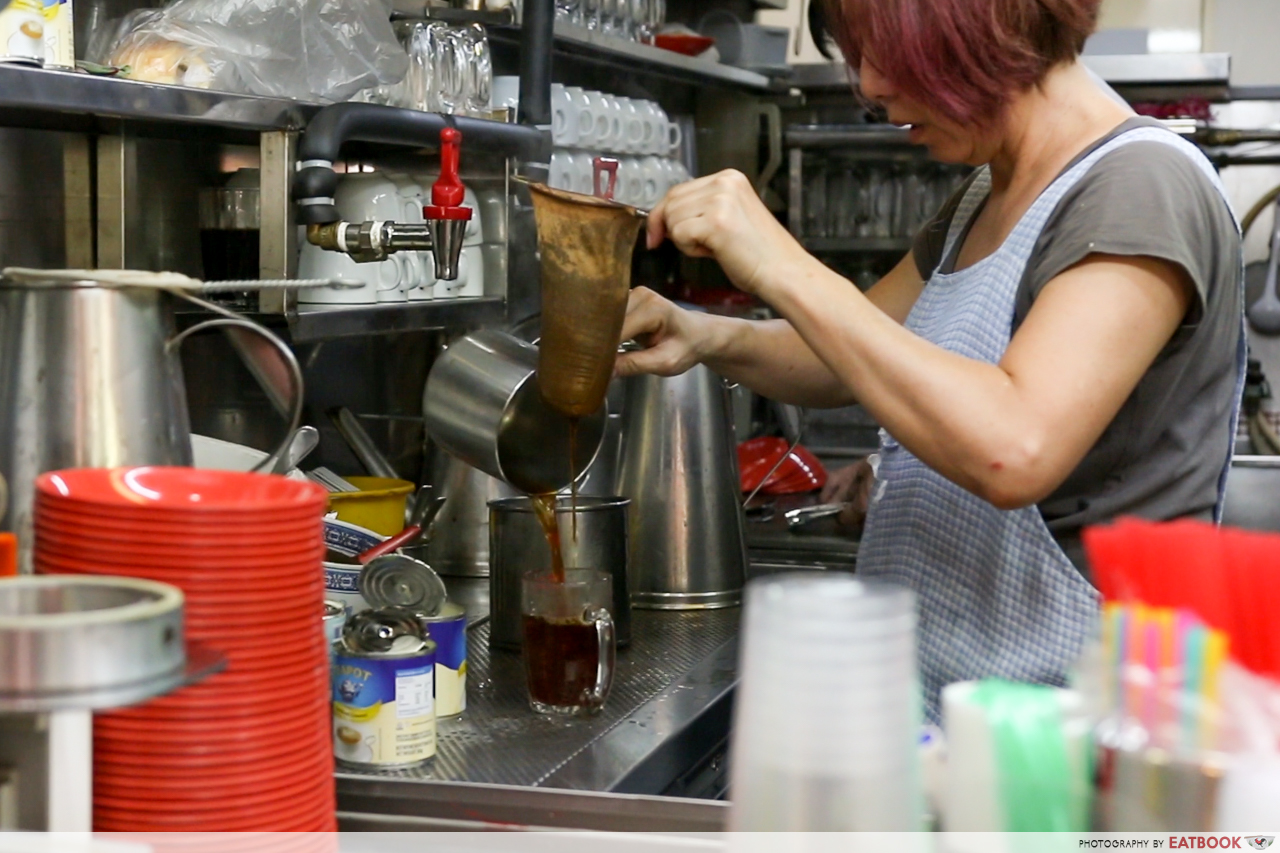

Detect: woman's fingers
619,287,667,344
820,463,858,503
614,342,691,378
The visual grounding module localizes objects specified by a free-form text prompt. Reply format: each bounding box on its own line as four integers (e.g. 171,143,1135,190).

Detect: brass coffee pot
526,179,646,419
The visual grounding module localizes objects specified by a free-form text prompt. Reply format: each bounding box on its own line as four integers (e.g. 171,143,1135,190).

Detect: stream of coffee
530,419,582,585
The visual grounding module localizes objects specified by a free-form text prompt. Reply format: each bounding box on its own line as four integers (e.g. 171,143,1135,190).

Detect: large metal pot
0,270,302,571
488,495,632,651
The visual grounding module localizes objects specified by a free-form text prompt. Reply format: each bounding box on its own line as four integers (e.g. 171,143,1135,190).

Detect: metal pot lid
340,607,433,656
359,554,447,617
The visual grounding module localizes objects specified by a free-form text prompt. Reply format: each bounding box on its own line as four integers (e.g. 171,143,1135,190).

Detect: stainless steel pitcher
0,271,303,571
616,365,747,609
423,329,606,495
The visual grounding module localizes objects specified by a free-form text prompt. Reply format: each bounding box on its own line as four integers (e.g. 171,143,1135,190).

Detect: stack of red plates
33,467,335,832
738,437,829,495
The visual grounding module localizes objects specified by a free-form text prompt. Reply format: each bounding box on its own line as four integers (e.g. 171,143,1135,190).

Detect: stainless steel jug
617,365,747,609
423,451,516,578
488,495,632,650
0,271,303,571
423,329,606,495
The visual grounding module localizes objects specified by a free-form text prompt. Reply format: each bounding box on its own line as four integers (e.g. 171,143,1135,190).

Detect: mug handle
584,605,615,707
666,120,683,153
165,312,304,475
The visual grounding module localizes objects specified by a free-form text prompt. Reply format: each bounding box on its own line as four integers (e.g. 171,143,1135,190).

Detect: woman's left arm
662,170,1193,509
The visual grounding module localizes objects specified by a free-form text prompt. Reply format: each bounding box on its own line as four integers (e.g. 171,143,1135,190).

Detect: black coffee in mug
522,615,602,710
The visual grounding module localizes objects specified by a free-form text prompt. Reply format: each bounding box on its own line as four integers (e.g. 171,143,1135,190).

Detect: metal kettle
616,364,747,609
0,270,302,571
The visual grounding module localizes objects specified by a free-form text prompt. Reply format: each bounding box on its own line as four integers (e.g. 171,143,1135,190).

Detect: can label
40,0,70,68
332,651,436,766
425,609,467,717
0,0,46,64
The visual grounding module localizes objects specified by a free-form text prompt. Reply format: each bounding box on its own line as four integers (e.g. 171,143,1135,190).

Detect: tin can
323,600,347,648
421,601,467,717
0,0,46,65
332,608,437,768
359,553,446,617
40,0,72,68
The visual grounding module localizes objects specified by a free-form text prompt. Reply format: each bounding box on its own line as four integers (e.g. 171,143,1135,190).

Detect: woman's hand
615,287,720,378
818,458,876,530
647,169,810,297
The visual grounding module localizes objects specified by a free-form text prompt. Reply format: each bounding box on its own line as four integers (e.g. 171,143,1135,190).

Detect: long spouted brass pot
527,182,646,419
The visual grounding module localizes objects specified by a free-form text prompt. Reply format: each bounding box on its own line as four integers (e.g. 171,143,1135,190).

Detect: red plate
33,538,324,567
95,746,331,786
94,803,337,834
33,524,322,556
33,501,325,531
93,775,334,813
94,765,331,802
37,467,326,511
34,557,325,588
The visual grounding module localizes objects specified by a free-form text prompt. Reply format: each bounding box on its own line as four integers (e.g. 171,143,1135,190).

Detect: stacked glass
728,574,923,831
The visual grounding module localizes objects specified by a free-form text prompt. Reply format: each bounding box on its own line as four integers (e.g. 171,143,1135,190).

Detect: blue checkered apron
856,126,1243,722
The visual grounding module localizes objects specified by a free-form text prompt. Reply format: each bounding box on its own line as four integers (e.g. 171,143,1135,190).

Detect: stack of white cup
548,150,690,207
550,83,683,156
297,170,491,305
728,574,923,831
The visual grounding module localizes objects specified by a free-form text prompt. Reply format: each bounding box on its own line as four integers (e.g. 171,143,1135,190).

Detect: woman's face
859,60,999,166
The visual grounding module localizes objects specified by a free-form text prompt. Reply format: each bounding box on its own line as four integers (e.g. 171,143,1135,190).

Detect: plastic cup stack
728,573,922,831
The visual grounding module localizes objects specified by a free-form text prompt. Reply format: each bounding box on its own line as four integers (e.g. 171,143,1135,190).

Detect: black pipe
517,0,554,131
292,104,545,224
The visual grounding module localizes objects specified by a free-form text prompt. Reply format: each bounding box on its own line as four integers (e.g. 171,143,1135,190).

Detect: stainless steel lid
340,607,435,657
359,553,447,617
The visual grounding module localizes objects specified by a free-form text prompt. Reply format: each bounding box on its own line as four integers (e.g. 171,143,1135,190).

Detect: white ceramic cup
616,157,643,206
564,86,595,145
297,242,375,305
639,155,666,208
550,149,576,192
492,74,520,112
615,97,646,154
551,83,579,147
635,99,661,155
570,151,596,196
581,90,613,150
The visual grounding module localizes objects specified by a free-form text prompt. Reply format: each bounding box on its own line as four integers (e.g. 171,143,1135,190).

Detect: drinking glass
629,0,649,42
555,0,580,25
432,23,467,115
583,0,602,30
460,24,492,117
521,569,616,716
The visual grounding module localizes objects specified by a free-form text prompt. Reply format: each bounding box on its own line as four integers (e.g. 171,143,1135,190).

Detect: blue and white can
421,601,467,717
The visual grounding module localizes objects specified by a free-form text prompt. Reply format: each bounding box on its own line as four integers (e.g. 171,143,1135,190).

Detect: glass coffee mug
522,569,616,716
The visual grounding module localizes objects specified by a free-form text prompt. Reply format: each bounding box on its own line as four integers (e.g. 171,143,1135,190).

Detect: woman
616,0,1243,717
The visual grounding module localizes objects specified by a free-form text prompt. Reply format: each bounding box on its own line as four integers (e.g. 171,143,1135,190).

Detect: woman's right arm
615,252,926,409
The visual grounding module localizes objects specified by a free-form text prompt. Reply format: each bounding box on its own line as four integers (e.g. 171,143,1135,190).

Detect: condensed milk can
332,607,437,768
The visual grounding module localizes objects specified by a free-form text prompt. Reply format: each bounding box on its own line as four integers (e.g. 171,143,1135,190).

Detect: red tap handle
426,127,473,221
593,157,619,200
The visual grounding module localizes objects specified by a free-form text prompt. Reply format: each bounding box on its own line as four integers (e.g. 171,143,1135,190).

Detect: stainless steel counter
336,578,737,831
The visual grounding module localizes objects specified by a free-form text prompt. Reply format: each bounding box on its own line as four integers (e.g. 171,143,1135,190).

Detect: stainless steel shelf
487,22,780,92
786,123,913,148
0,63,318,137
287,297,507,342
790,54,1232,100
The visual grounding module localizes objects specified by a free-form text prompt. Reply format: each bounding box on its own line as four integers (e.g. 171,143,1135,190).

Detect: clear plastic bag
94,0,408,104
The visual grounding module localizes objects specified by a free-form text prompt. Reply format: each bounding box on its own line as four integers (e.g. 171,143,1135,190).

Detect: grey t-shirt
911,117,1243,572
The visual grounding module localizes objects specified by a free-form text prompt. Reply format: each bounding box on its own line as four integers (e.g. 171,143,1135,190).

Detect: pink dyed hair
823,0,1101,127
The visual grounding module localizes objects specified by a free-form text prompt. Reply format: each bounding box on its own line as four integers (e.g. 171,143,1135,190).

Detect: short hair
823,0,1101,127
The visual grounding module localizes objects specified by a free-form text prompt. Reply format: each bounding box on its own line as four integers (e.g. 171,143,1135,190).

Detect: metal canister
332,607,437,769
323,600,347,648
0,0,46,65
420,601,466,717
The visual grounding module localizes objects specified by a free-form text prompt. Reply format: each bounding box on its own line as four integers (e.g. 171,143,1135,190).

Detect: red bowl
34,520,323,552
37,467,326,512
737,436,828,495
33,537,324,567
653,33,715,56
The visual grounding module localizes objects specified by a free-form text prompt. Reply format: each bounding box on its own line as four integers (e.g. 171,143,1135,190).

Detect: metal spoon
271,425,320,475
1247,194,1280,335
